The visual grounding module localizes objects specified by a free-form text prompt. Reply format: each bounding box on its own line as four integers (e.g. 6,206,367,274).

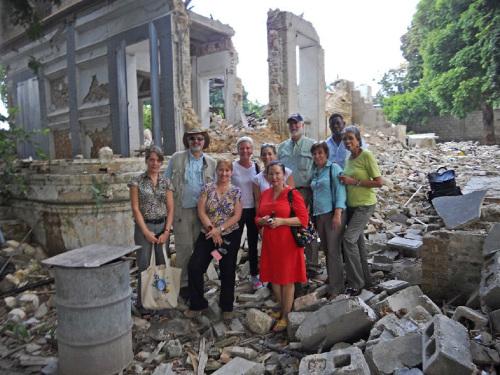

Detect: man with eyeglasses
165,128,217,302
277,113,318,276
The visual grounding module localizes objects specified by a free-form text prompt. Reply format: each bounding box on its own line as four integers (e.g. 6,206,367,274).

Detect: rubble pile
206,117,283,154
1,130,500,374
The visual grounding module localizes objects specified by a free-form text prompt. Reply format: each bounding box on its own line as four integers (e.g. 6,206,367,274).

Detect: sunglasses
188,136,205,142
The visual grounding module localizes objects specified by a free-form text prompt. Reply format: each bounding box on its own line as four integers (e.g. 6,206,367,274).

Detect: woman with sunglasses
129,145,174,314
338,126,382,296
256,161,308,332
252,143,295,211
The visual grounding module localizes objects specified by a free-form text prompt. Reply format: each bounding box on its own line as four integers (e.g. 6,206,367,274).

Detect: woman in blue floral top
185,159,242,319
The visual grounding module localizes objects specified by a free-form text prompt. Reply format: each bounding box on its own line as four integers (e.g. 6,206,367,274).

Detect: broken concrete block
451,306,488,330
365,332,422,375
432,190,487,229
4,296,16,309
293,292,319,312
212,321,227,338
7,308,26,322
238,286,270,302
489,309,500,334
394,369,423,375
422,314,475,375
296,297,377,351
212,356,265,375
287,312,311,341
298,346,370,375
480,250,500,310
378,279,409,294
358,289,375,304
18,293,39,313
374,285,441,316
483,223,500,256
229,318,245,332
369,261,393,272
406,305,433,326
246,308,273,335
166,339,183,358
391,258,422,286
369,313,419,341
222,346,258,360
387,237,422,257
470,340,500,366
34,303,49,319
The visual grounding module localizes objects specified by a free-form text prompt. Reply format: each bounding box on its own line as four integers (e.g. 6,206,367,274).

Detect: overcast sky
191,0,419,103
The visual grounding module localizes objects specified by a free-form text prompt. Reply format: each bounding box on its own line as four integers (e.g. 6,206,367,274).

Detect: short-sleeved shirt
253,167,292,192
325,136,368,169
278,136,315,188
128,172,173,220
231,161,258,209
200,182,241,235
343,150,381,207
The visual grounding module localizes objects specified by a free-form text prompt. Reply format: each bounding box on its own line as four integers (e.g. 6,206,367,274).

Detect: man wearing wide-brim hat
165,127,216,302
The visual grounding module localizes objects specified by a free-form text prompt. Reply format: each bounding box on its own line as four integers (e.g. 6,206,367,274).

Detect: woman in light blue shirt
310,141,347,297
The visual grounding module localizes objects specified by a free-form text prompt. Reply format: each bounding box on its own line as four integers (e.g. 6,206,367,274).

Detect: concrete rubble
1,130,499,374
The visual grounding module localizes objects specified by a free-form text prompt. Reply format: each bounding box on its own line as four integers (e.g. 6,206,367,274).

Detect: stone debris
1,132,500,374
432,190,488,229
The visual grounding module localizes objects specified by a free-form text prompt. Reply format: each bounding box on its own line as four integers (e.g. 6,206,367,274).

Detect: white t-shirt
252,167,292,192
232,161,259,209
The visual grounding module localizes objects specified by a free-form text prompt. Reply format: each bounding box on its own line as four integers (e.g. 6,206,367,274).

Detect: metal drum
54,260,133,375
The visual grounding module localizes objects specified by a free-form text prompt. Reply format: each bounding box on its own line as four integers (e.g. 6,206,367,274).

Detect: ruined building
0,0,243,158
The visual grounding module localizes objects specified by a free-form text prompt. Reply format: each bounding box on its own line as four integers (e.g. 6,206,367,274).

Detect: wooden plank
42,244,140,268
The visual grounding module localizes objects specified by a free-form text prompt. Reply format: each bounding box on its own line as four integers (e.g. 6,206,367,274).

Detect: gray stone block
245,308,273,335
483,223,500,256
394,369,423,375
489,309,500,334
479,251,500,310
368,313,419,341
422,314,475,375
451,306,488,330
365,332,422,375
432,190,487,229
378,279,409,294
298,346,370,375
470,340,500,366
374,285,441,316
296,297,377,351
287,312,311,341
212,357,265,375
387,237,422,257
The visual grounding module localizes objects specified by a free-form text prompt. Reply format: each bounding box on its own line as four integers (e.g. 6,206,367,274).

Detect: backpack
427,167,462,203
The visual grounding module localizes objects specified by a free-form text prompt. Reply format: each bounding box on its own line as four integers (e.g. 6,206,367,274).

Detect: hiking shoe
251,275,264,290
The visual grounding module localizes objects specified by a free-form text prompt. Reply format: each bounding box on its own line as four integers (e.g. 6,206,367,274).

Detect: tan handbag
141,245,181,309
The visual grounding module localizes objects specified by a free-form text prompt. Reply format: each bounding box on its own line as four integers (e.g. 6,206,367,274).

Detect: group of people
128,112,382,332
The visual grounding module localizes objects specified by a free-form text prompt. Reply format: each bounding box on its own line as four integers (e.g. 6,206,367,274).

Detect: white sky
191,0,419,103
0,0,418,125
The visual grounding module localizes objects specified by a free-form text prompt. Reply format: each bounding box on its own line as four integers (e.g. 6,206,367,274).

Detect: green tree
383,0,499,144
242,87,263,117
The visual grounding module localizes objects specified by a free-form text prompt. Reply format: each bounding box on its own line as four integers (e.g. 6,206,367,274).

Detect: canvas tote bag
141,245,181,309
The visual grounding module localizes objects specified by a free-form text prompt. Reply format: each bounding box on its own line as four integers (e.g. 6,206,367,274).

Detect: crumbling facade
0,0,242,159
267,9,326,140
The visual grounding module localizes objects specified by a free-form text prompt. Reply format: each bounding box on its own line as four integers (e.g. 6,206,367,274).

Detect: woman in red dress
256,161,308,332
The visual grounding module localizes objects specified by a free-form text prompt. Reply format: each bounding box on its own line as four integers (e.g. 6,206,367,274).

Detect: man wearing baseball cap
165,127,217,302
278,113,318,275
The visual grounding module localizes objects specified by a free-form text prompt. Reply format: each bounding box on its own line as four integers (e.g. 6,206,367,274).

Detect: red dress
257,187,308,284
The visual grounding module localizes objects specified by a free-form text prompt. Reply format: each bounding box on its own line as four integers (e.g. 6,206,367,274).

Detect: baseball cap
287,113,303,123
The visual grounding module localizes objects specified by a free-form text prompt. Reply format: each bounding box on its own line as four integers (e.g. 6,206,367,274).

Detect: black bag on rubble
427,167,462,202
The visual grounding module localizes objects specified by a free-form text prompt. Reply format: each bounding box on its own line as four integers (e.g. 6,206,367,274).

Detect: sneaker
250,275,264,290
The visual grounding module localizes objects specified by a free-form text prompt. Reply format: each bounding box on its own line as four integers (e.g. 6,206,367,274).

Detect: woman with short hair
185,159,242,319
232,137,263,290
339,126,383,296
310,141,346,298
128,145,174,313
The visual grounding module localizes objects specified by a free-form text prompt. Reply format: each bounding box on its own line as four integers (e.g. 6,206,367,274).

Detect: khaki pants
343,205,375,290
315,210,347,294
173,207,201,288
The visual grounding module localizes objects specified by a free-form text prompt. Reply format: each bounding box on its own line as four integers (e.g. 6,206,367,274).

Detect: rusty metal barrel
43,245,137,375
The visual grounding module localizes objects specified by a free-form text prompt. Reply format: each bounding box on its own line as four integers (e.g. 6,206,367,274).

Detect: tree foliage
382,0,499,143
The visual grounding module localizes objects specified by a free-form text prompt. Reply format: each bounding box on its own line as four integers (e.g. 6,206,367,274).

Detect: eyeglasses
188,136,205,142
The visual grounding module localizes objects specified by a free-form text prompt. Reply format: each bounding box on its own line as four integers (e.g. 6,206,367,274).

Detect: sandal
272,318,288,333
268,310,281,319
